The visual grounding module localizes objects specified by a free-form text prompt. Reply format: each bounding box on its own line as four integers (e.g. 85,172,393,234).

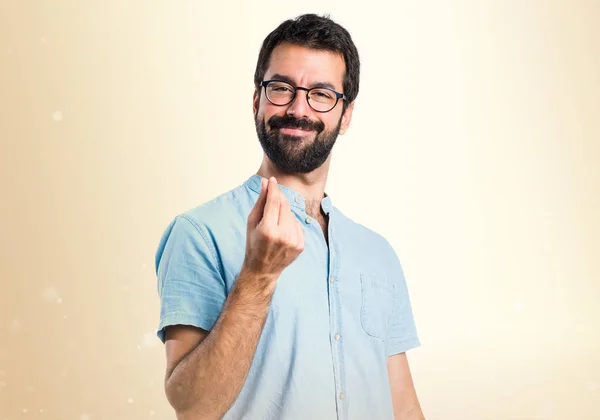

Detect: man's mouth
277,127,314,136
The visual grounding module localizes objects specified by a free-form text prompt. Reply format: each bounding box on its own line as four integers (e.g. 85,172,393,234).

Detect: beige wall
1,1,599,419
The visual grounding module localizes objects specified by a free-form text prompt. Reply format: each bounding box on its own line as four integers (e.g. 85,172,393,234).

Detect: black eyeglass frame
259,80,347,113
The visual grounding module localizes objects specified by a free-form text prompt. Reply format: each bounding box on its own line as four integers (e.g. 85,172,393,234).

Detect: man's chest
315,215,329,246
265,238,396,345
216,214,395,343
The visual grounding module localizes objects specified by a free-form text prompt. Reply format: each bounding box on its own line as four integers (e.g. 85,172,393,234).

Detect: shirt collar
244,174,333,215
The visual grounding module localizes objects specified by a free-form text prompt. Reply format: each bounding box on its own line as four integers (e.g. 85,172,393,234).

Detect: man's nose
286,89,312,118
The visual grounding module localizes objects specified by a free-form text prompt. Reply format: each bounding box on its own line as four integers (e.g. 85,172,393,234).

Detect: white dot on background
23,408,28,413
142,332,159,348
128,397,134,404
587,381,597,391
56,297,63,304
10,318,22,331
43,287,61,303
80,413,91,420
52,111,63,122
149,410,155,417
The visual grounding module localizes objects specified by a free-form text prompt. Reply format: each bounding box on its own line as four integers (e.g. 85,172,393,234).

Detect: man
155,14,425,420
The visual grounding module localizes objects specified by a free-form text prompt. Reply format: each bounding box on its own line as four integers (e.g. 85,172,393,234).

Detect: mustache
268,115,324,133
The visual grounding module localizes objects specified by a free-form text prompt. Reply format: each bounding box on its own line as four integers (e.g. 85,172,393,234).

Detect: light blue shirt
155,174,420,420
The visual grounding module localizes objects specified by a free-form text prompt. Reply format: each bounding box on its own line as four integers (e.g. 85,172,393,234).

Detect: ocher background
1,1,598,419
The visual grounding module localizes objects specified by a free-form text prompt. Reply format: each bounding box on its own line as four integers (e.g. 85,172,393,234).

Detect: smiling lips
278,127,314,136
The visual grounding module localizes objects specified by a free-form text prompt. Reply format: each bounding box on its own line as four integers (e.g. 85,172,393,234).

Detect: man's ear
253,89,259,116
338,101,355,135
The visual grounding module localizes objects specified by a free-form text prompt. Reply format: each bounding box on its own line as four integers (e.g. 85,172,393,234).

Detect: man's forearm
396,406,426,420
165,269,277,419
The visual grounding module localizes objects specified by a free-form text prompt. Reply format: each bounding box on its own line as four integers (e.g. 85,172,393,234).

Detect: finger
278,190,292,226
250,177,268,216
278,211,294,245
295,220,305,250
279,203,295,234
248,177,268,227
262,177,281,227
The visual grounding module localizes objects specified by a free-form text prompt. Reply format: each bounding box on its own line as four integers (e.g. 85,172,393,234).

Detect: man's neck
304,199,327,219
256,158,330,206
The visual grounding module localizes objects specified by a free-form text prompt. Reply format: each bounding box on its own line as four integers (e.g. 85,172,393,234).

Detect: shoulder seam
177,214,224,281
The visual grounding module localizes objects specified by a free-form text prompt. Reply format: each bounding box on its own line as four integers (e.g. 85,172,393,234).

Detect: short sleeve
155,215,226,343
386,245,421,356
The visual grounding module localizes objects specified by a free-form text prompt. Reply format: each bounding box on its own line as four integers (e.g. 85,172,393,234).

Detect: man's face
253,43,354,174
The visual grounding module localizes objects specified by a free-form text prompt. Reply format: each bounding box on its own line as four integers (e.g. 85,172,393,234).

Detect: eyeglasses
260,80,346,113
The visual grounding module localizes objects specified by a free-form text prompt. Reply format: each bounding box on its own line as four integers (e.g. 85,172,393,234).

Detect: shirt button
305,216,313,224
334,333,341,340
294,196,301,203
339,392,345,400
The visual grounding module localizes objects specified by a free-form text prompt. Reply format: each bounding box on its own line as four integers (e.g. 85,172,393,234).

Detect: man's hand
243,176,305,281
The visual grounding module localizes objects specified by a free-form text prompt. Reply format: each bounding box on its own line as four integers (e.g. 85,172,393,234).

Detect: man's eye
313,90,333,99
272,86,292,92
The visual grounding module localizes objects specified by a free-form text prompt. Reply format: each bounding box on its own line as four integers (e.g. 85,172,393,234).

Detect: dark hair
254,14,360,108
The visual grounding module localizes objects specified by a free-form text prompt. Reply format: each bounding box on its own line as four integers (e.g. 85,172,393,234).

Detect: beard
254,112,342,174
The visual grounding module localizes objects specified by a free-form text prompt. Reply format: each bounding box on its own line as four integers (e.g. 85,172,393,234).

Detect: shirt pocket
360,271,396,340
